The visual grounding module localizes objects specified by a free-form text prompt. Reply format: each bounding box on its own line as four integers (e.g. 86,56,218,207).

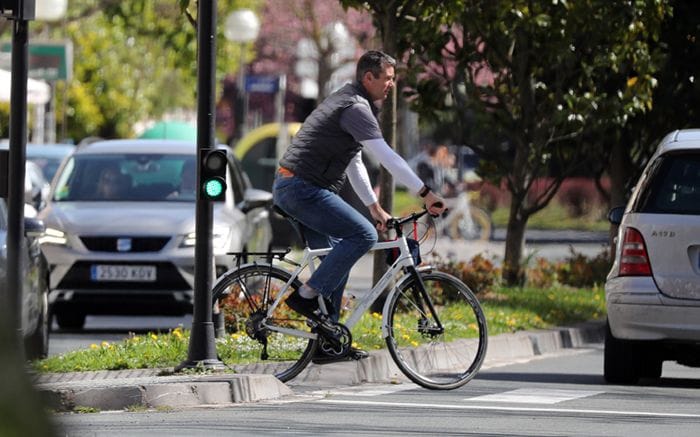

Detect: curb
35,320,605,411
38,372,293,412
290,320,606,387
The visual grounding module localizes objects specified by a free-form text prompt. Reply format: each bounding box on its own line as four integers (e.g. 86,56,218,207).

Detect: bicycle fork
405,267,444,337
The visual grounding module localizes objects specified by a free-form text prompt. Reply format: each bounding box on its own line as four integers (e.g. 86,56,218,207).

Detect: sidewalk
34,320,605,412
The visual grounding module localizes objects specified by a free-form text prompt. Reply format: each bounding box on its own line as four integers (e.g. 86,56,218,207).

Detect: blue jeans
273,174,377,320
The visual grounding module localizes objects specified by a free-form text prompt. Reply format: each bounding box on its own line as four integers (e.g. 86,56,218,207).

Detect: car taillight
619,227,652,276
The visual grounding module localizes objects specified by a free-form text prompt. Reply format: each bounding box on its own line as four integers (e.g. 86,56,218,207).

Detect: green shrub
527,257,559,288
556,247,612,287
428,253,501,295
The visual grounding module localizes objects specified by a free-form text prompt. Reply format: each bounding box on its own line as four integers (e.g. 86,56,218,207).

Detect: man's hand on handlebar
368,202,392,232
424,191,448,217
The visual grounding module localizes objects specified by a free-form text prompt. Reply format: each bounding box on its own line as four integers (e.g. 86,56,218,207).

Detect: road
53,344,700,436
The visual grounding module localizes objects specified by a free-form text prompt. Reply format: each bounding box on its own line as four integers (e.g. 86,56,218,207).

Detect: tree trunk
606,136,629,257
370,14,398,314
608,139,629,209
502,203,527,286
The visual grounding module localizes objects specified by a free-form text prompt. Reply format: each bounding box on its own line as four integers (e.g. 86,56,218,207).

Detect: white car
39,139,273,329
605,128,700,384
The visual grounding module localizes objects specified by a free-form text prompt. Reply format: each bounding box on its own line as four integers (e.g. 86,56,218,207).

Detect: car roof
73,139,230,156
656,129,700,156
0,142,75,153
25,143,76,157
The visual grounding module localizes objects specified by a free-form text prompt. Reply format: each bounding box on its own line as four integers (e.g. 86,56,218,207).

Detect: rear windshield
636,153,700,214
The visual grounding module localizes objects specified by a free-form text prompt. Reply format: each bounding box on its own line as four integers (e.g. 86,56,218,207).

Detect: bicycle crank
314,321,352,358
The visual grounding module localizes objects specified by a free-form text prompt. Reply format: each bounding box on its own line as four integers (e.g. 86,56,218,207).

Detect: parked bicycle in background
411,143,493,241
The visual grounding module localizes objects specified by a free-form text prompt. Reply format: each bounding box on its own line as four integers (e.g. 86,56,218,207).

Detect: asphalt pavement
33,230,609,412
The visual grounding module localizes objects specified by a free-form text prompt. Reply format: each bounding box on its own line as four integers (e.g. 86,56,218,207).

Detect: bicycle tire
385,270,488,390
212,264,316,382
448,206,493,241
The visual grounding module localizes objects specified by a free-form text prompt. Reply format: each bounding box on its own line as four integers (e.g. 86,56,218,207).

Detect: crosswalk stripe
310,383,419,397
465,388,603,404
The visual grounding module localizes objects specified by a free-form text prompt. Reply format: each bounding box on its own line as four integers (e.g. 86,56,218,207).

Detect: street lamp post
35,0,67,144
224,9,259,143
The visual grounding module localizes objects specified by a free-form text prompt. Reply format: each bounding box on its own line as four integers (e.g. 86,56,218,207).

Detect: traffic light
199,148,227,201
0,0,35,20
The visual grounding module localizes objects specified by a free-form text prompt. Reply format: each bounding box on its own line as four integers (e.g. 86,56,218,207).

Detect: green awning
139,121,197,141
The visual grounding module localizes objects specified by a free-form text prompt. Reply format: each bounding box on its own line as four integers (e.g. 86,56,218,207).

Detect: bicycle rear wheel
385,270,488,390
212,264,316,382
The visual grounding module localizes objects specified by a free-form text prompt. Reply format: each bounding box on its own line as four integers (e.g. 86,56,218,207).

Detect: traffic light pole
178,0,224,370
3,2,33,362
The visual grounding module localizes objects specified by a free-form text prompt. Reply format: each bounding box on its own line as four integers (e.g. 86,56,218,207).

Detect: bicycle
430,191,493,241
211,207,488,390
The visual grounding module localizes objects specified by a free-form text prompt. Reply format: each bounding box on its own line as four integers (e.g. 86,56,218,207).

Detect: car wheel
24,292,49,360
603,321,640,384
55,311,86,330
638,348,663,379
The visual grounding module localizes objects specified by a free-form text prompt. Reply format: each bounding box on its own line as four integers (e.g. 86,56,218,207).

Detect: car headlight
39,227,67,246
180,227,230,249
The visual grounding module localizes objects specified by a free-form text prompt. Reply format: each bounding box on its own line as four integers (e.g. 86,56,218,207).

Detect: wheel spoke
386,271,488,389
212,265,315,382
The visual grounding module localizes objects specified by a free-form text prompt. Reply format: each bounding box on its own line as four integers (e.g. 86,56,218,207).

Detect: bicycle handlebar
386,202,444,232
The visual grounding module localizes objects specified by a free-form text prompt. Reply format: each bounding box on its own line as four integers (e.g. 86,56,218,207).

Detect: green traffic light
204,178,224,198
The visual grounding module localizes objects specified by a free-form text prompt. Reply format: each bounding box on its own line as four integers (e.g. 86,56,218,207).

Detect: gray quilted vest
279,82,377,193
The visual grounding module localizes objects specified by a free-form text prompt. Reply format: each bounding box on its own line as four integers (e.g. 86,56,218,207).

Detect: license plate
91,265,157,282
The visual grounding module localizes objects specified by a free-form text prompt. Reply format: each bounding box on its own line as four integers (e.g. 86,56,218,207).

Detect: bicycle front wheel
212,264,316,382
385,270,488,390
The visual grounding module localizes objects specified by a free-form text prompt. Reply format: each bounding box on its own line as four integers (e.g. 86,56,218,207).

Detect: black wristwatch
419,185,431,198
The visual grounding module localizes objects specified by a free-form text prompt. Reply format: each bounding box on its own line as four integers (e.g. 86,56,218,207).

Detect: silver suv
605,129,700,384
39,139,272,329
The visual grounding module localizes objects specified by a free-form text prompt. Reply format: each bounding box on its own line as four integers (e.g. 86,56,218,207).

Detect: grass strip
34,285,604,373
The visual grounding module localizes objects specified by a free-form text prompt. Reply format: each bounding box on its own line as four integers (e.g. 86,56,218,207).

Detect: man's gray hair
356,50,396,82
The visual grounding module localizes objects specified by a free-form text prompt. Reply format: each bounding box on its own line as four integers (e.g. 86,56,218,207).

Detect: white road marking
310,383,419,397
465,388,603,404
316,399,700,419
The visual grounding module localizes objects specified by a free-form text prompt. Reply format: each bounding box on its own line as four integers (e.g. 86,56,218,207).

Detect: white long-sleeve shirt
341,103,424,205
346,140,424,206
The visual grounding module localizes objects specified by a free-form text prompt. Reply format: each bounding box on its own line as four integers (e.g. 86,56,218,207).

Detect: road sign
245,75,280,94
0,40,72,81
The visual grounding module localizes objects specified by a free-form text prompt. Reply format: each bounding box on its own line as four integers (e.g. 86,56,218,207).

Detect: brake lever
428,201,447,218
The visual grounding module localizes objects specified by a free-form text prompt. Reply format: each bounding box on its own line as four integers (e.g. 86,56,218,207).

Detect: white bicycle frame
252,234,424,341
434,192,474,236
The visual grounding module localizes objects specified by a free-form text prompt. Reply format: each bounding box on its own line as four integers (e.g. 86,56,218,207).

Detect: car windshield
53,153,197,202
636,152,700,215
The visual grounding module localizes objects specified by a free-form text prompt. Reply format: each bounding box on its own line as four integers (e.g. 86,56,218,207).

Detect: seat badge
117,238,132,252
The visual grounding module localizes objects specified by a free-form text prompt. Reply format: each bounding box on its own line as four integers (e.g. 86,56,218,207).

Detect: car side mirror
607,206,625,225
238,188,273,213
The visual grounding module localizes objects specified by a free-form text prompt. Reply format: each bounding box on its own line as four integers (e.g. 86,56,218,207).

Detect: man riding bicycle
273,50,446,363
